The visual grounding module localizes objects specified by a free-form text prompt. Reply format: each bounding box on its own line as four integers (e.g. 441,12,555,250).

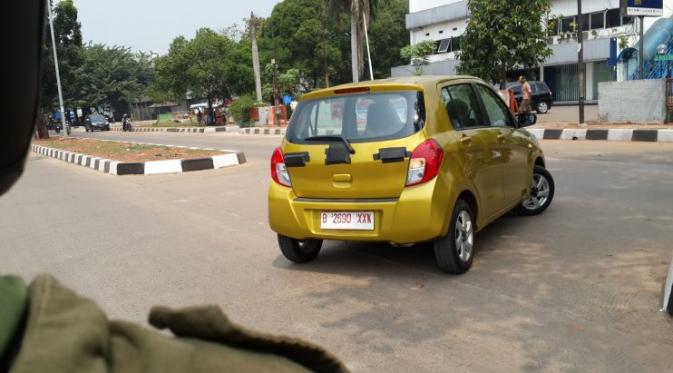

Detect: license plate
320,211,374,230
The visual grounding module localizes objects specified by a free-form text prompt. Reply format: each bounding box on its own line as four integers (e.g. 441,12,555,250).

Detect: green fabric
0,276,28,361
8,275,348,373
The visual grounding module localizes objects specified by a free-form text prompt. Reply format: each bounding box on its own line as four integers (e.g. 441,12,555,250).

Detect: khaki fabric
8,275,347,373
0,276,28,371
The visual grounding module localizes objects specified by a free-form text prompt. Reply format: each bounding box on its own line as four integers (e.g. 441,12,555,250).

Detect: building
393,0,673,103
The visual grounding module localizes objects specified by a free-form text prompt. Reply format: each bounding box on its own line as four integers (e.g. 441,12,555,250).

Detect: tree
154,29,243,124
400,41,436,75
457,0,552,82
325,0,377,83
41,0,83,110
262,0,345,89
76,44,154,117
368,0,408,78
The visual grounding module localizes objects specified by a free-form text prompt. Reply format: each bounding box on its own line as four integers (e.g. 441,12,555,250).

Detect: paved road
2,134,672,372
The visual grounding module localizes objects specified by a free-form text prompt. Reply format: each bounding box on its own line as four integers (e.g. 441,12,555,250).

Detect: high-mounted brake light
271,147,291,187
406,139,444,186
334,87,371,95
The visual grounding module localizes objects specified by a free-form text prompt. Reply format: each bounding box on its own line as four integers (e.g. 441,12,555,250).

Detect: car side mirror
517,113,537,127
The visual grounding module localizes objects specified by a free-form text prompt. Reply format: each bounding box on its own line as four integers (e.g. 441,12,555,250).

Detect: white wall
586,62,594,100
410,0,462,13
599,79,667,123
550,0,673,31
550,0,621,17
410,18,468,45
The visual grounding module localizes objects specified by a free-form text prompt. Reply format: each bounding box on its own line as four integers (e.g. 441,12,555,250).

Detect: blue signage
609,38,618,66
623,0,663,17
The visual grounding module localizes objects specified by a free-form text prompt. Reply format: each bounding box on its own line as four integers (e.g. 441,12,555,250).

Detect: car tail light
271,147,291,187
406,139,444,186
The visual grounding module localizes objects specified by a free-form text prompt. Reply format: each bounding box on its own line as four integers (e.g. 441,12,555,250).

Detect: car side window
474,84,514,128
442,84,483,130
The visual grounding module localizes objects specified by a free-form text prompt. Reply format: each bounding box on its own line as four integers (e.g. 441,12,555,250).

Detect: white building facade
393,0,673,103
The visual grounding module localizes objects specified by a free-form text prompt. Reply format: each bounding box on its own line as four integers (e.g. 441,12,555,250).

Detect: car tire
536,101,549,114
278,234,322,263
515,166,555,216
433,199,475,274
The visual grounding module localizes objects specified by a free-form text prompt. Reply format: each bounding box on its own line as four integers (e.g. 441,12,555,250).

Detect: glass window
606,9,620,28
437,39,450,53
287,91,423,142
590,12,604,30
442,84,483,129
560,16,575,33
474,85,514,127
450,36,461,52
581,13,589,31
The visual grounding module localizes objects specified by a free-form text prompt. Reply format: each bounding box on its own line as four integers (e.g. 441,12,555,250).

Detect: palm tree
326,0,376,83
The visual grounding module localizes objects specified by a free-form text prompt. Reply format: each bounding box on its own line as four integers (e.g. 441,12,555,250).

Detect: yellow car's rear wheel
278,234,322,263
433,199,475,274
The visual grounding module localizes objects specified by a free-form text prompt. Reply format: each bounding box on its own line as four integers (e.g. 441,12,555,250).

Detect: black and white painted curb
32,144,246,176
526,128,673,142
110,125,673,142
236,127,673,141
110,126,232,133
239,127,286,136
664,254,673,316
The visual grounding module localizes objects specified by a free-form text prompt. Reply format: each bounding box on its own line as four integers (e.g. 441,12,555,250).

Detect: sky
73,0,279,54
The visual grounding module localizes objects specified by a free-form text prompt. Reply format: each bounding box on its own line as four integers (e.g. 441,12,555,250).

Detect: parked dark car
507,81,553,114
85,114,110,132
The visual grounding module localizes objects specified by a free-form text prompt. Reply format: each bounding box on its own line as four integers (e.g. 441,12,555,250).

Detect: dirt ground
35,137,222,162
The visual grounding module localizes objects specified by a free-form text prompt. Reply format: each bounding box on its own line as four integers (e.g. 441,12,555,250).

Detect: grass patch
35,137,222,162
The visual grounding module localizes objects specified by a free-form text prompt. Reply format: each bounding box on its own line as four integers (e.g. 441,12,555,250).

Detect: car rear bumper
268,181,450,245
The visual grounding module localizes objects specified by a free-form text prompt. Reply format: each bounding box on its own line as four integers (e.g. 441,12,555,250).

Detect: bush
229,95,256,127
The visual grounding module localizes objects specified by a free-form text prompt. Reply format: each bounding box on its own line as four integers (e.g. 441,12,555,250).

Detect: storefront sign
622,0,664,17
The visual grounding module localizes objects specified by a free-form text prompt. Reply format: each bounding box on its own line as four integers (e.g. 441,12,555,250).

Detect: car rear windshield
90,114,105,121
286,91,425,143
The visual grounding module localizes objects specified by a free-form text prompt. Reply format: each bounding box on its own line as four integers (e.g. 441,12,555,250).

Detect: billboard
622,0,664,17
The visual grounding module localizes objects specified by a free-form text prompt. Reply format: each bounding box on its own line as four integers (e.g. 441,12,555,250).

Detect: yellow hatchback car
269,76,554,274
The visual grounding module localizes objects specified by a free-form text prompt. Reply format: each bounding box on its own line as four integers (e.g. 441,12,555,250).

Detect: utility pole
639,16,645,79
47,0,69,136
272,28,280,126
250,12,262,103
363,11,374,80
577,0,585,125
350,0,360,83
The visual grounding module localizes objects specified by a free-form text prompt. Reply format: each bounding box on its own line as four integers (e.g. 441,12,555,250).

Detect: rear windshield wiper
304,135,355,154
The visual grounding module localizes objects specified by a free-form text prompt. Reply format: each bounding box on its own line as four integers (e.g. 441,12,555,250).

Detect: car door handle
460,135,472,145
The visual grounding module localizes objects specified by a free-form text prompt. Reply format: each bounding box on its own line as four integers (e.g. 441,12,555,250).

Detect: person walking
498,80,518,114
518,76,532,114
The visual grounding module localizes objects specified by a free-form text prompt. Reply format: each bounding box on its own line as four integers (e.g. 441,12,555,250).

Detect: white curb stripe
212,153,239,169
664,255,673,314
607,129,634,141
659,129,673,143
144,159,182,175
561,129,587,140
527,128,544,140
109,161,119,175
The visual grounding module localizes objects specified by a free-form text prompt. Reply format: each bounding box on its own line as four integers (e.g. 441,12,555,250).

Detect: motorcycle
122,118,133,132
